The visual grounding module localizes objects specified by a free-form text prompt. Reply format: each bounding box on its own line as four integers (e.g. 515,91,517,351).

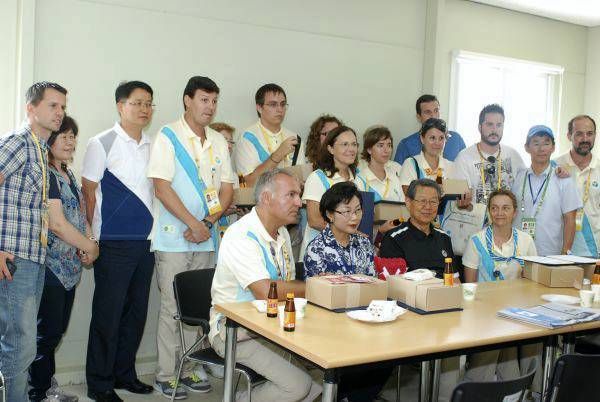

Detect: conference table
215,279,600,401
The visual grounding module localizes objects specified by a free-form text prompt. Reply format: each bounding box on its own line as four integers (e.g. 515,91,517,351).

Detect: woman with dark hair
399,117,453,194
303,182,374,277
305,114,342,167
299,126,358,260
28,116,99,402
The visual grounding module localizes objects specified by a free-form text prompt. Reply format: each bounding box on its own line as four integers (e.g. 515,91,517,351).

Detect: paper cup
461,283,477,301
592,284,600,303
277,305,285,327
294,298,307,319
580,290,595,308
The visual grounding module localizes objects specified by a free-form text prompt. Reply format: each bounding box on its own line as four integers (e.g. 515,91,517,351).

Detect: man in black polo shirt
380,178,455,277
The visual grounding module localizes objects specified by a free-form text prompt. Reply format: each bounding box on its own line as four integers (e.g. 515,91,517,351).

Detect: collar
561,151,599,172
328,170,355,181
526,163,553,178
321,225,359,248
416,151,447,172
407,219,435,239
113,122,150,146
362,164,392,183
250,207,284,244
258,120,283,137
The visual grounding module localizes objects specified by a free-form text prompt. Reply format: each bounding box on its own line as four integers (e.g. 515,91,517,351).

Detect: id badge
204,187,222,215
576,208,584,232
521,217,536,240
40,203,49,247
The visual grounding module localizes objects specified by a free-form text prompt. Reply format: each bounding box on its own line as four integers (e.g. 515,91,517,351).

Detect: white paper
519,256,573,265
546,255,598,264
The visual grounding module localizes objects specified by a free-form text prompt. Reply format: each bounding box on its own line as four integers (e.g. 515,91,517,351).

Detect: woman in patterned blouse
303,182,375,278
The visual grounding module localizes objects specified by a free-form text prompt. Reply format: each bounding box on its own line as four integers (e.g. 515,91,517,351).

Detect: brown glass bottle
283,292,296,332
436,170,443,185
267,282,278,318
593,261,600,285
444,257,454,286
238,174,246,188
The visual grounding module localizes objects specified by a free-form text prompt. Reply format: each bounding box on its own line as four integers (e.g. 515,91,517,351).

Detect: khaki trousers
465,347,520,382
154,251,213,381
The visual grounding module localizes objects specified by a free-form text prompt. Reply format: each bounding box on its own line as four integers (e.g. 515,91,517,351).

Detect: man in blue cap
511,124,581,256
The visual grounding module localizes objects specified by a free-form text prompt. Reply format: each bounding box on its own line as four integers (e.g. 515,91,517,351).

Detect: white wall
0,1,19,134
438,0,588,154
585,26,600,124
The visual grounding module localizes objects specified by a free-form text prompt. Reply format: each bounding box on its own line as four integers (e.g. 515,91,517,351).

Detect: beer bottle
283,292,296,332
267,282,278,318
444,257,454,286
593,261,600,285
238,174,246,188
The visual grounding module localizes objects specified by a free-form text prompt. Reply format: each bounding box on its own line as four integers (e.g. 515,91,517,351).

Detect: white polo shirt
399,151,453,186
555,152,600,256
512,164,582,256
209,208,295,342
233,120,306,177
463,227,537,281
81,122,153,240
355,161,404,202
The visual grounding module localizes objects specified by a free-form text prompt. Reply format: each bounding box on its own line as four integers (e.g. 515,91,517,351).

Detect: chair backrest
545,353,600,402
173,268,215,328
451,368,535,402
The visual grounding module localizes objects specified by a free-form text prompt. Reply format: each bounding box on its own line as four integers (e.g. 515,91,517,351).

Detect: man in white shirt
233,83,305,187
209,169,320,402
147,76,235,399
554,115,600,257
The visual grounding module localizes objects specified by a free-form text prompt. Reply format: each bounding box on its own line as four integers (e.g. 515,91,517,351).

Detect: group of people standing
0,76,597,402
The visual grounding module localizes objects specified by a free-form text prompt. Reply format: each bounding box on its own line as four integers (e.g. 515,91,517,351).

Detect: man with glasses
234,83,305,187
394,94,466,164
82,81,155,402
147,76,235,398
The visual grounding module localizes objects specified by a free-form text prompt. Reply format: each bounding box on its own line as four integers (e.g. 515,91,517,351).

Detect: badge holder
521,217,536,240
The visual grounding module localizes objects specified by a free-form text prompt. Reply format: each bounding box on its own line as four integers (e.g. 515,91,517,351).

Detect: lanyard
258,123,283,155
367,168,390,198
485,226,523,280
520,167,552,217
189,137,216,184
581,168,592,205
270,242,292,281
477,144,502,197
30,131,47,206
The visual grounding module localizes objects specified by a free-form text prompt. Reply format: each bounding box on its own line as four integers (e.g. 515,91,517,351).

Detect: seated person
304,182,375,278
379,178,459,402
379,178,456,279
209,169,321,402
462,189,537,384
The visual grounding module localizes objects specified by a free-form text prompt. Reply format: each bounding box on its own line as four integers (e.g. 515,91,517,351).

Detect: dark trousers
86,240,154,393
338,365,394,402
28,270,75,401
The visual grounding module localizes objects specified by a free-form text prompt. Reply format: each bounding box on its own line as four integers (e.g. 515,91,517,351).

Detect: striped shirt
0,125,49,263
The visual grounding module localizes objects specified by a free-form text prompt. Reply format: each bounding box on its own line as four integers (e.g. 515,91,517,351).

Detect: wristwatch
89,236,99,246
202,219,213,230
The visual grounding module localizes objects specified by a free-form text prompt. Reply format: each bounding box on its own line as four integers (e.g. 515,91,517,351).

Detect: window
449,50,564,161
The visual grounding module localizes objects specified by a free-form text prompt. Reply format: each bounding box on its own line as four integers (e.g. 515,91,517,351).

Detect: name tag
521,217,536,240
204,187,222,215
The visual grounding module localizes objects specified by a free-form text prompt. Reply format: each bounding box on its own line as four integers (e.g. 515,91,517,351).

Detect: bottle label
284,311,296,329
444,273,453,286
267,299,278,315
593,274,600,285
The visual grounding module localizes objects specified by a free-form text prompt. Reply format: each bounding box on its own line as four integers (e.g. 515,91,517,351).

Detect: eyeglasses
411,199,440,208
124,101,156,110
263,102,289,109
334,208,363,219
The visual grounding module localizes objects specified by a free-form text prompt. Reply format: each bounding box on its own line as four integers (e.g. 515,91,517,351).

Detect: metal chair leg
396,365,402,402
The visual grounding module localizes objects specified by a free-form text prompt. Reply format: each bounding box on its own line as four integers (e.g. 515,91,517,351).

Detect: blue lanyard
485,226,524,280
528,172,550,205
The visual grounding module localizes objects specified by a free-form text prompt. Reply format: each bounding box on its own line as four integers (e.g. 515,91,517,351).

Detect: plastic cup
461,283,477,301
591,284,600,303
294,298,307,319
580,290,595,307
278,305,285,327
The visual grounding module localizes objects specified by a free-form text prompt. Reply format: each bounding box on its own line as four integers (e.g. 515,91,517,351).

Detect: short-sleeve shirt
450,144,525,205
81,122,153,240
379,220,455,278
462,227,537,281
233,120,306,177
355,161,404,202
304,225,375,279
554,152,600,257
209,208,295,342
394,130,465,164
0,125,49,263
512,164,582,256
399,152,453,186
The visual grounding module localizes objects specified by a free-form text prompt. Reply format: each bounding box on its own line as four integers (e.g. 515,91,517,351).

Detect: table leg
223,319,238,402
396,365,402,402
420,361,432,402
562,334,576,355
322,369,338,402
431,359,441,402
541,336,558,400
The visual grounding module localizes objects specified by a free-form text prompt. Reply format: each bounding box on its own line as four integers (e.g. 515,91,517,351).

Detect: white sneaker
205,364,224,379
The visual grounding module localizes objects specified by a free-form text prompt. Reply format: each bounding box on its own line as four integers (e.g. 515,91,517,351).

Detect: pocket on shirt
23,162,43,193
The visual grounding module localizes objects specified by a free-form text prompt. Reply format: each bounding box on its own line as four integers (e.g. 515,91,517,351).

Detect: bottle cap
444,257,453,263
286,292,294,299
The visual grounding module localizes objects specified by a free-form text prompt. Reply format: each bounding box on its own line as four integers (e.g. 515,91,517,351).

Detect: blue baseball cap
527,124,554,141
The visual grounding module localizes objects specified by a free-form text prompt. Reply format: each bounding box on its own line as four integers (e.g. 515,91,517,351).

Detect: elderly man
209,169,321,402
